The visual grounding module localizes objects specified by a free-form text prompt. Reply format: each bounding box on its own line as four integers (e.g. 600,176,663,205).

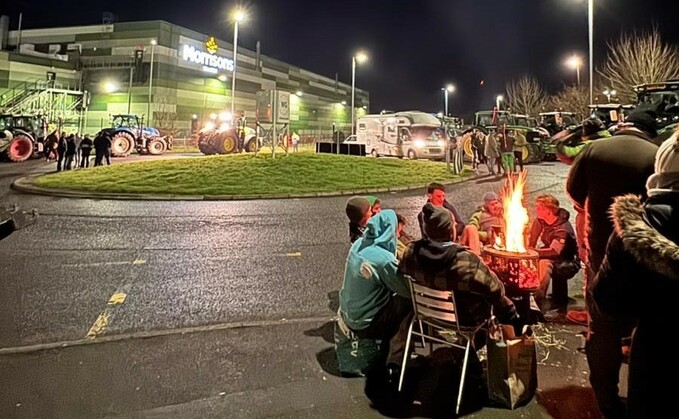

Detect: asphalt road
0,155,612,418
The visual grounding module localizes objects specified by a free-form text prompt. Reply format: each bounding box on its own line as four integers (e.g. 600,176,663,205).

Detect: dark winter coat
400,239,519,328
590,192,679,418
528,208,578,261
566,129,658,271
417,200,465,241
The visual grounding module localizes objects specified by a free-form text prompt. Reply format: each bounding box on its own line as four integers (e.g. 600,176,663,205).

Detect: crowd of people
44,131,114,171
468,124,529,175
337,105,679,418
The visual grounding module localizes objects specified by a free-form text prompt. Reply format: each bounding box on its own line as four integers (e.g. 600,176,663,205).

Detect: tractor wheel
462,134,474,158
245,138,258,153
147,139,167,155
213,131,239,154
6,135,34,162
111,132,134,157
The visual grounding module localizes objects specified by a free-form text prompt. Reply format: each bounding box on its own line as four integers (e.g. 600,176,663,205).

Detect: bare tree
599,27,679,104
152,88,178,136
548,85,590,119
506,76,547,117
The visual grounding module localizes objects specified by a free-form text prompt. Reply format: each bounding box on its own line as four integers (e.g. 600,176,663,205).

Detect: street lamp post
351,51,368,136
442,84,455,117
147,39,156,125
230,9,246,117
588,0,594,104
496,94,504,111
566,54,582,87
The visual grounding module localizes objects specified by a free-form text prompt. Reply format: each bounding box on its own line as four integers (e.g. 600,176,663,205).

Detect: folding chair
398,277,491,415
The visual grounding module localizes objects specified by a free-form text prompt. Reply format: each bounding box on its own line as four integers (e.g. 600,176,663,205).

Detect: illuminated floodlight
102,80,118,93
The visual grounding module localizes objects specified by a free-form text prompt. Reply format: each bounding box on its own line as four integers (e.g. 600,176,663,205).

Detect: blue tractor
101,114,172,157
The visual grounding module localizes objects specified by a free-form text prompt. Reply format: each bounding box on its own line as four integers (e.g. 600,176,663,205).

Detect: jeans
353,295,413,366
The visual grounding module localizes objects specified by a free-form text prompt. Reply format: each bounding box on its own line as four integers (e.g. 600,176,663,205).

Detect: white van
352,111,446,159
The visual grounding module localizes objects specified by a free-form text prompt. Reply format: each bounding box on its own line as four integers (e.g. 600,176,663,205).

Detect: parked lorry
100,114,173,157
350,111,446,160
197,112,259,155
0,114,48,162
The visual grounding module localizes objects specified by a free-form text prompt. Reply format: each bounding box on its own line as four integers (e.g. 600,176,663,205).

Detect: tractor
101,114,173,157
0,114,49,162
460,110,547,164
197,112,259,155
634,81,679,143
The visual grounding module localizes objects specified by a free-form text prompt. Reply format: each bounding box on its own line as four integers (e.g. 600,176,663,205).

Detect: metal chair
398,277,490,415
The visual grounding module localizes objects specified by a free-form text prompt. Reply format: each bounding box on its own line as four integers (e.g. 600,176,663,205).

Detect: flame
500,170,529,253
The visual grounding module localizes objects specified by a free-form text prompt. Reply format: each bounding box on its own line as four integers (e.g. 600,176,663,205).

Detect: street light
442,84,455,117
496,94,504,111
585,0,594,104
603,89,616,102
147,38,156,125
230,8,247,117
565,54,582,87
351,51,368,136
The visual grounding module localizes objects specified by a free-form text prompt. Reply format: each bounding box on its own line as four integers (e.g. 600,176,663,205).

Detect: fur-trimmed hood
610,194,679,278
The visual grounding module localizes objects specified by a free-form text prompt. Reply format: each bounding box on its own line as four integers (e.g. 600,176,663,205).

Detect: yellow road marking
132,259,146,265
86,292,128,339
86,308,111,339
108,293,127,305
286,252,302,257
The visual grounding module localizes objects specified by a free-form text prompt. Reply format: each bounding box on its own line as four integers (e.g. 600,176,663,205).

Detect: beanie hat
646,132,679,194
422,203,454,241
582,117,605,137
483,191,500,204
365,195,379,206
345,196,371,224
625,108,658,138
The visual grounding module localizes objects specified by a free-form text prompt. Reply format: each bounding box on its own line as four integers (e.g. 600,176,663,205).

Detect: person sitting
401,203,521,340
527,194,580,315
459,192,503,254
345,196,373,243
417,182,465,241
338,210,412,376
366,195,382,215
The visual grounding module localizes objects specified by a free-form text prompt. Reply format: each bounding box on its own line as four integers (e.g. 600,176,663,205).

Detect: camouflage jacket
400,239,518,327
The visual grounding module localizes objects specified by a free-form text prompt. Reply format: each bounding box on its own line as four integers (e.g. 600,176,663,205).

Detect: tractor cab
539,111,579,136
634,81,679,140
587,104,634,129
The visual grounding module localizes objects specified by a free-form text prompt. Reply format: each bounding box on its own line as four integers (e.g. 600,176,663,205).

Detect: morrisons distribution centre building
0,18,369,137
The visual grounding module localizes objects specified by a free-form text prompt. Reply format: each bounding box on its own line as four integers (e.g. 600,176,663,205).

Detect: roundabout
13,152,472,200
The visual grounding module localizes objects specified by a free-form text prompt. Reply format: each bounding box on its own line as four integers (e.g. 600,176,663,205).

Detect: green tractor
0,114,49,162
587,104,634,129
461,110,547,164
633,81,679,143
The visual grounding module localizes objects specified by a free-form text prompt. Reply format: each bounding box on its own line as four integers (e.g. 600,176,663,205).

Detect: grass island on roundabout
30,151,472,199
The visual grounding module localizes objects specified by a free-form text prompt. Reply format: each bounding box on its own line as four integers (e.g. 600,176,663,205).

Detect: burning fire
495,170,529,253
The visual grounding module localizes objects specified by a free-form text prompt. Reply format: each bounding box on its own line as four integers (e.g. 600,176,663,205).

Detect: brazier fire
481,170,540,291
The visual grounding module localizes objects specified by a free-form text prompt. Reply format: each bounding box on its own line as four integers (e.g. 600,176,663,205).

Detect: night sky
3,0,676,118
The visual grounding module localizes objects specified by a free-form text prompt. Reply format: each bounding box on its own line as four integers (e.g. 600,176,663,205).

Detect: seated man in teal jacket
339,209,411,375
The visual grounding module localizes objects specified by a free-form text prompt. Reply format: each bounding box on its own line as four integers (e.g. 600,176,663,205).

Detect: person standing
513,130,527,172
566,107,659,418
498,125,515,174
291,131,300,153
64,134,77,170
103,133,112,165
591,132,679,418
56,131,67,171
484,131,500,175
93,132,107,166
79,134,94,168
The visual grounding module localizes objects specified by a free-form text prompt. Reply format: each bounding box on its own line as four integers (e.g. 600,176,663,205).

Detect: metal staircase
0,79,86,126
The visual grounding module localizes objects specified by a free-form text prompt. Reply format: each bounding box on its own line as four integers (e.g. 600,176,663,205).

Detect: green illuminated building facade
0,19,369,137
